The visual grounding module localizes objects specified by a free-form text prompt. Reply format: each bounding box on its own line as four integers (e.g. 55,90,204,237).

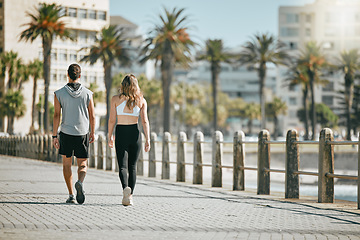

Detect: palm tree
0,90,26,134
197,39,231,131
336,49,360,140
19,3,72,133
239,33,289,130
81,25,131,135
88,83,104,107
285,62,311,139
298,41,328,139
0,51,18,131
242,102,261,135
266,97,287,140
141,7,195,133
28,59,43,133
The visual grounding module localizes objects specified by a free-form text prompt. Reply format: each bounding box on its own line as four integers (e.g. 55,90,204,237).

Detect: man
53,63,95,204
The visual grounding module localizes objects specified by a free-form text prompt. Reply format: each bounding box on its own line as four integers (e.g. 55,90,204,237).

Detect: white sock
69,194,74,198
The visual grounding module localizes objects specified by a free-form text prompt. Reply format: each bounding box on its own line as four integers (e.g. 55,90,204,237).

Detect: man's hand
89,132,95,144
53,138,60,149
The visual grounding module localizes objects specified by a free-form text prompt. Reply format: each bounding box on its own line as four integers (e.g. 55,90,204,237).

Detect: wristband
52,135,58,139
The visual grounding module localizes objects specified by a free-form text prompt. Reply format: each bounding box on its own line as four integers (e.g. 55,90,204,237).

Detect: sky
109,0,315,49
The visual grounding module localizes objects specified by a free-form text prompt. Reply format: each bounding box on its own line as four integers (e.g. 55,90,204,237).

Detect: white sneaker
122,187,131,206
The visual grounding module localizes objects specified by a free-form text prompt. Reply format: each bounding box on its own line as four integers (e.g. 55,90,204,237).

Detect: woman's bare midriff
117,115,138,125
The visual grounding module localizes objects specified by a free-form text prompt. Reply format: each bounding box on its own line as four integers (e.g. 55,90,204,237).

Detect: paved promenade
0,155,359,240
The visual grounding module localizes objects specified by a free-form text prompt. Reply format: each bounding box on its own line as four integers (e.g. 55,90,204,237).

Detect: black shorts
59,131,89,158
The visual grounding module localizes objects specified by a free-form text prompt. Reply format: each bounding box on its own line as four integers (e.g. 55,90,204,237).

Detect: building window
59,49,67,62
322,96,333,106
59,6,66,17
289,42,298,50
98,11,106,20
289,110,297,118
51,73,57,82
59,73,67,81
323,82,334,92
305,28,311,37
286,14,299,23
306,14,312,23
78,9,87,19
68,8,77,18
90,75,96,83
280,27,299,37
323,42,334,50
325,28,337,37
88,10,96,19
79,31,87,43
51,52,57,61
289,97,297,106
289,84,296,91
70,53,77,62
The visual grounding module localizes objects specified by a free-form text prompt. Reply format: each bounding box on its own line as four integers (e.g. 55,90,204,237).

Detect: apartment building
0,0,109,134
278,0,360,136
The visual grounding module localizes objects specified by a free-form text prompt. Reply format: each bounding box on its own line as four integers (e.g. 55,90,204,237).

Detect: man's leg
76,158,87,182
62,156,73,195
75,158,87,204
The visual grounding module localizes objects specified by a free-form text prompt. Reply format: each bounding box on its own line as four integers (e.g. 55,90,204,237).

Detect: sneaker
75,181,85,204
129,195,133,206
66,196,76,204
122,187,131,206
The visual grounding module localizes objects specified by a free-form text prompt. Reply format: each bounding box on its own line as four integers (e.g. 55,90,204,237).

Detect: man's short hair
68,64,81,80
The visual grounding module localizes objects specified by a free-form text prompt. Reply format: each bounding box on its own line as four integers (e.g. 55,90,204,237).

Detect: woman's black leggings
115,124,141,194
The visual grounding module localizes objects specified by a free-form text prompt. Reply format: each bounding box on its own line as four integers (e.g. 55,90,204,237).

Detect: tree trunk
104,64,112,136
30,77,37,133
303,86,310,140
211,62,220,132
258,63,267,130
273,116,278,140
345,73,354,141
248,119,253,135
42,37,52,133
160,42,174,133
0,67,5,132
309,72,316,140
7,116,14,134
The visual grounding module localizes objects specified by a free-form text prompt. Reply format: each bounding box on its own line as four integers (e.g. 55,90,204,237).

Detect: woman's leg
127,134,141,194
115,128,129,190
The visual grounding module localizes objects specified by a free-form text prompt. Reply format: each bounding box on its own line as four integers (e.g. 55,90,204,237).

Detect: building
187,47,278,134
278,0,360,136
0,0,109,134
110,15,155,80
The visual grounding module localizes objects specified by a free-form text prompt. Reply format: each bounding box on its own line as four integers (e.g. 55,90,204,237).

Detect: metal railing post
162,132,171,179
258,130,270,195
285,129,299,199
233,131,245,191
193,131,204,184
177,132,186,182
318,128,334,203
148,132,157,177
212,131,223,187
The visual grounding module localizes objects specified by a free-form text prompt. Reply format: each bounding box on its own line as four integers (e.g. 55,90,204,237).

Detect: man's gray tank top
55,84,93,136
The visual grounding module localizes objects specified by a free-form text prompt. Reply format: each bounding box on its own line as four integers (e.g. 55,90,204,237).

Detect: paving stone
0,156,359,240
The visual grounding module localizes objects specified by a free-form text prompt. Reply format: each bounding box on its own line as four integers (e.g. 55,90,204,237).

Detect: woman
108,74,150,206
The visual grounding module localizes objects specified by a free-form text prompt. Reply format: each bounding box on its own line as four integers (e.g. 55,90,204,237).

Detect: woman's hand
144,140,150,152
108,135,114,148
